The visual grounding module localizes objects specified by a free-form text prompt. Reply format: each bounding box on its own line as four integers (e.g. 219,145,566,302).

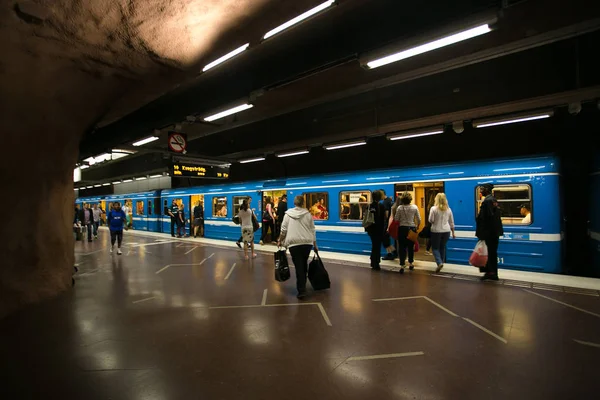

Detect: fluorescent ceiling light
102,183,110,186
263,0,336,40
473,111,553,128
239,157,265,164
86,186,93,189
79,165,90,170
202,43,250,72
204,104,254,122
122,179,133,183
132,136,159,147
387,128,443,141
149,174,163,178
93,184,101,187
276,149,310,158
136,176,147,180
367,24,492,69
324,140,366,151
112,181,121,185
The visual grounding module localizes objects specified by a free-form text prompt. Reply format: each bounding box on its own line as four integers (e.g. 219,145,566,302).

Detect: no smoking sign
168,131,187,154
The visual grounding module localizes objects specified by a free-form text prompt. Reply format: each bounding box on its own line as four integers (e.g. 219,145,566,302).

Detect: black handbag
274,248,290,282
308,252,330,291
232,215,240,225
252,211,260,232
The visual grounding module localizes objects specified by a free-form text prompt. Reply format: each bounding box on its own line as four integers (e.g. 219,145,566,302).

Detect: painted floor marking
462,317,508,343
129,240,178,248
261,289,268,306
208,302,332,326
208,252,215,259
372,296,505,343
132,296,156,304
524,289,600,318
573,339,600,348
224,263,236,280
184,246,198,255
346,352,424,362
155,258,207,275
79,249,106,256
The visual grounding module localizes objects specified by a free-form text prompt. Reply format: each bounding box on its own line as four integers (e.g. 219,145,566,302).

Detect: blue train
76,155,564,273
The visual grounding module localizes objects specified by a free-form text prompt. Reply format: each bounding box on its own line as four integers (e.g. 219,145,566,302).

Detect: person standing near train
92,204,101,239
476,183,504,281
428,193,456,273
366,190,386,270
167,199,178,237
394,192,421,273
193,200,204,238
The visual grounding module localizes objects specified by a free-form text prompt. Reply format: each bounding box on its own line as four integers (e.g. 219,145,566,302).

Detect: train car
75,155,563,273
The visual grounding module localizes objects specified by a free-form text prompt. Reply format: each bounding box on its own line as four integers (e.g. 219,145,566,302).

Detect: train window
233,196,248,216
213,197,228,218
136,201,145,215
476,184,532,225
340,191,371,221
304,192,329,220
147,200,153,215
154,198,161,215
163,199,168,215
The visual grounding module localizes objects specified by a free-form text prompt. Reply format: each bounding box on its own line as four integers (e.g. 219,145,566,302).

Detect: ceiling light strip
473,111,553,128
263,0,336,40
367,24,492,69
132,136,159,147
204,104,254,122
276,149,310,158
387,128,444,141
202,43,250,72
324,140,367,151
239,157,266,164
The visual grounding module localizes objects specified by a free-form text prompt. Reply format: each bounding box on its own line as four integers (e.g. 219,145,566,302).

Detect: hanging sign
168,131,187,154
171,162,230,179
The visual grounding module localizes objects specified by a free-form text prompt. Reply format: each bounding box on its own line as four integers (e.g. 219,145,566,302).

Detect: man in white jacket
278,195,318,299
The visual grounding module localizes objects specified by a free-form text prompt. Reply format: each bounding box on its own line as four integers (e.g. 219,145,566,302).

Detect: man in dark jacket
366,190,386,270
193,200,204,238
276,194,288,239
476,183,504,281
77,204,93,242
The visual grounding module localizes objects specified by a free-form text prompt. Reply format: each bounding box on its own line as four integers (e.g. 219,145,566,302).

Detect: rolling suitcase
308,252,330,290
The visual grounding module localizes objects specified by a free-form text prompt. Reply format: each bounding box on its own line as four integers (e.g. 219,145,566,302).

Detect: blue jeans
431,232,450,265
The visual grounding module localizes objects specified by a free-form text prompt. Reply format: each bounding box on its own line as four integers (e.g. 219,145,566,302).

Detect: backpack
362,205,375,229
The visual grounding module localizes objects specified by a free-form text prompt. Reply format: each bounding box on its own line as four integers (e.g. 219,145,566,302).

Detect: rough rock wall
0,0,268,318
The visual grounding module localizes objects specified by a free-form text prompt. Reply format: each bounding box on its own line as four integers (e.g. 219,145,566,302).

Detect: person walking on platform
278,195,318,299
428,193,456,273
380,190,396,260
236,199,257,260
476,183,504,281
366,190,386,270
193,200,204,238
92,204,101,239
167,199,178,237
107,202,127,255
77,204,93,243
394,192,421,273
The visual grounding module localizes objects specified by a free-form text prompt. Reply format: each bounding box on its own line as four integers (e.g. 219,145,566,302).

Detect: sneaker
259,240,264,245
435,264,443,273
110,247,113,254
297,291,307,299
399,265,405,274
409,264,415,270
236,242,242,249
94,235,98,239
117,248,122,255
425,251,432,256
382,254,395,261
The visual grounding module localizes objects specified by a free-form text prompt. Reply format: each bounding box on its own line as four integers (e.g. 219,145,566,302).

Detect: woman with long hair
260,196,275,245
394,192,421,273
237,199,257,260
428,193,456,273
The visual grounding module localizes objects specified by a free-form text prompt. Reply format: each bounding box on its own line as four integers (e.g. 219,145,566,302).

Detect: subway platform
1,230,600,399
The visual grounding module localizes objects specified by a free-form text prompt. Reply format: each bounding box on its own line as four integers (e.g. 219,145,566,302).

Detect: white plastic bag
469,240,488,267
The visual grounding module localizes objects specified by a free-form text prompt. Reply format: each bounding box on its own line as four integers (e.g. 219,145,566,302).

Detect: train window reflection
136,201,144,215
233,196,248,216
213,197,228,218
304,192,328,220
340,191,371,221
476,184,532,225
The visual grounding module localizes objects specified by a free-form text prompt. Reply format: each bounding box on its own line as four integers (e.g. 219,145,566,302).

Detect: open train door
260,190,288,244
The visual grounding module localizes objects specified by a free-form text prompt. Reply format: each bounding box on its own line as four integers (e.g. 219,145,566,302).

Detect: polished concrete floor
1,233,600,400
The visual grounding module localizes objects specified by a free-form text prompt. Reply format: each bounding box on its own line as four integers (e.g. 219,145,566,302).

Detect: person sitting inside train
520,203,531,224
